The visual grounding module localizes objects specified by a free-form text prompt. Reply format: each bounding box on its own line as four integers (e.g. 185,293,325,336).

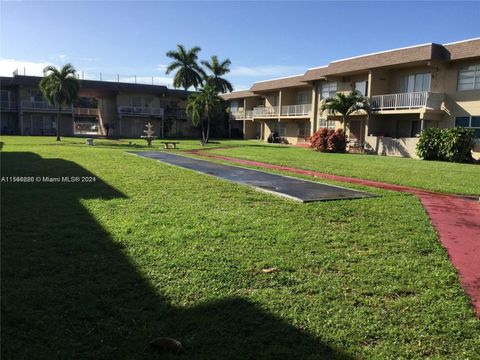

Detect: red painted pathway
187,149,480,316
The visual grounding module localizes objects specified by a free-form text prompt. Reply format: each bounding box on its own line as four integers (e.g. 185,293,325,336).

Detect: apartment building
224,38,480,158
0,75,195,138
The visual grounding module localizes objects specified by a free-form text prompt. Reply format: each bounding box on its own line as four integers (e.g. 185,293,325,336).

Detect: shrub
416,127,443,161
328,129,347,153
310,128,346,153
309,128,329,152
416,127,474,163
440,127,475,163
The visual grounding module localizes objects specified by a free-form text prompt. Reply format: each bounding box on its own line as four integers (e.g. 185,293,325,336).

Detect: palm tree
320,90,370,128
165,44,206,91
201,55,233,94
39,64,80,141
186,83,223,144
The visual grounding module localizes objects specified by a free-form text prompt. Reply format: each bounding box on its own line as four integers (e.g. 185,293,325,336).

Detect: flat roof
0,75,192,99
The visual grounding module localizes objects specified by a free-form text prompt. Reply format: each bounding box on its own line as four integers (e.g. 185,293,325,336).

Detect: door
349,120,362,142
31,115,44,135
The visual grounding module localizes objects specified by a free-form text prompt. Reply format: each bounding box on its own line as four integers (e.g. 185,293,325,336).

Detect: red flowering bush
309,128,346,153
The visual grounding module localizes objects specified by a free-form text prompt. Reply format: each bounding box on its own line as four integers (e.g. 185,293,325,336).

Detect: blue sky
1,1,479,90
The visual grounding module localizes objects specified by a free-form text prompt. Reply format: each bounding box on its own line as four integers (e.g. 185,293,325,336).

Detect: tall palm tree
201,55,233,94
186,83,223,144
39,63,80,141
165,44,206,91
320,90,370,128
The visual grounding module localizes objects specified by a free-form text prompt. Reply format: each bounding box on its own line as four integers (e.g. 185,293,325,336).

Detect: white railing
118,106,164,117
230,111,246,120
253,105,280,117
371,92,444,111
21,100,73,112
73,107,99,116
230,110,254,120
281,104,312,116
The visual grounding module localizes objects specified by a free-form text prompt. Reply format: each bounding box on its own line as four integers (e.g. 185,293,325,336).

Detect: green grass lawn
204,141,480,196
1,136,479,359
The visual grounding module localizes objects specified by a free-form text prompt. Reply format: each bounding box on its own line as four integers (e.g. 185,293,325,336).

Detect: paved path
134,151,376,202
187,148,480,316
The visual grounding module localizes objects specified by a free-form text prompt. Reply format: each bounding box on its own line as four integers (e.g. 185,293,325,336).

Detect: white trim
306,65,328,71
443,37,480,46
253,73,305,84
330,43,433,64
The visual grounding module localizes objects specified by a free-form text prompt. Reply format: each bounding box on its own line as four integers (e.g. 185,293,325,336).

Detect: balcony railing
73,107,99,116
371,92,444,111
253,105,280,118
281,104,312,116
0,100,18,111
165,108,187,120
230,110,253,120
21,100,73,112
118,106,164,117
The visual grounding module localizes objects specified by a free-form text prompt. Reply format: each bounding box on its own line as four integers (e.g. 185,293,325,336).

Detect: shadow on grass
1,152,354,359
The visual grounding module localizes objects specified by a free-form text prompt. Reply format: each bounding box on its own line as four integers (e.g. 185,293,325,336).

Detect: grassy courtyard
205,142,480,196
1,136,479,359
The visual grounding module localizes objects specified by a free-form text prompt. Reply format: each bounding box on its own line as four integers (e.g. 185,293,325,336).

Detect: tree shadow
1,152,355,359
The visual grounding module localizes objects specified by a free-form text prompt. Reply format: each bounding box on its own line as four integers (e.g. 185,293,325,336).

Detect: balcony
73,107,99,116
230,110,253,120
0,100,18,111
21,100,73,113
253,106,280,118
281,104,312,117
118,106,164,117
371,92,444,111
165,108,187,120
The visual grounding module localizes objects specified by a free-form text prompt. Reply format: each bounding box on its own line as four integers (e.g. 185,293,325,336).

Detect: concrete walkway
187,148,480,316
134,151,376,202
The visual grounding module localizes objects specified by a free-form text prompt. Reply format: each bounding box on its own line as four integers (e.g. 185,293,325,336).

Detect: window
318,118,335,130
458,64,480,90
297,91,310,104
400,73,431,92
354,80,367,96
1,90,9,102
29,89,44,102
455,116,480,138
230,101,238,113
320,82,337,99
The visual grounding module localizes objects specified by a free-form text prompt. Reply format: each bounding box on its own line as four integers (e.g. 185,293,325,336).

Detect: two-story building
0,75,195,138
224,38,480,158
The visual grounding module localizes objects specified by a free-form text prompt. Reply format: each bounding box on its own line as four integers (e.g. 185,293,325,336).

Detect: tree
201,55,233,93
186,83,223,144
320,90,370,128
165,44,206,91
39,64,80,141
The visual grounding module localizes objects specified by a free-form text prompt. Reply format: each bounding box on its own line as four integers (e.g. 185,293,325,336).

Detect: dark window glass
455,117,470,127
470,116,480,128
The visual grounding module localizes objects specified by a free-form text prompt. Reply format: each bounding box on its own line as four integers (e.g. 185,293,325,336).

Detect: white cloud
58,54,68,61
229,65,307,78
0,58,53,76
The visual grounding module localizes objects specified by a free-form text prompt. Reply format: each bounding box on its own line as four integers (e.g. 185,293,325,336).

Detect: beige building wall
97,95,119,136
441,59,480,127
